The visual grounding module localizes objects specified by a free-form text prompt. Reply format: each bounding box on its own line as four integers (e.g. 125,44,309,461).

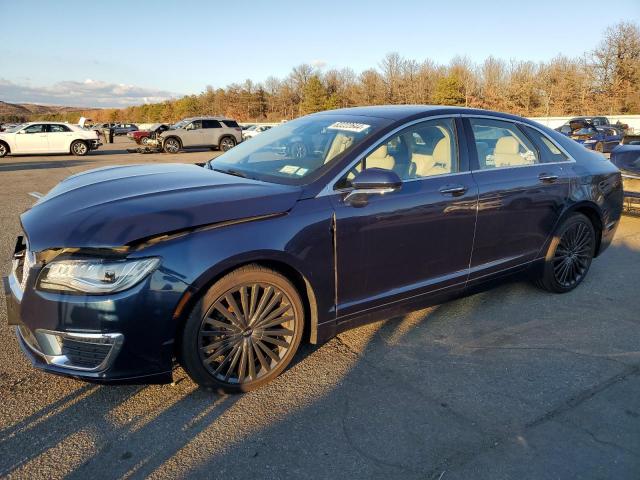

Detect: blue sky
1,0,639,107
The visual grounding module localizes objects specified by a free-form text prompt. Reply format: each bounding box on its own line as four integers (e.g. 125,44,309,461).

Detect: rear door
463,117,572,283
202,119,222,146
14,124,49,153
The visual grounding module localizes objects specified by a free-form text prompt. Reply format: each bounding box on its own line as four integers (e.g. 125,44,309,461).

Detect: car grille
61,337,114,369
17,327,124,372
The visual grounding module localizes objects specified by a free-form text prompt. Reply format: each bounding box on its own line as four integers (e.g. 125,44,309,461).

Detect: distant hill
0,100,87,117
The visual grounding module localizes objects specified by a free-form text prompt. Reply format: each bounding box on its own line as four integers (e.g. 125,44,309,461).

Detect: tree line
19,21,640,125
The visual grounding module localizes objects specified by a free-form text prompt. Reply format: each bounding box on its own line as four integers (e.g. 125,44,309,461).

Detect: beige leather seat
413,138,451,177
493,136,525,167
325,133,355,163
366,144,395,170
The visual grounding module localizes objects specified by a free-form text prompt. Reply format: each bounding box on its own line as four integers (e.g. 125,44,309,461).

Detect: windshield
208,114,391,185
171,120,189,130
4,124,25,133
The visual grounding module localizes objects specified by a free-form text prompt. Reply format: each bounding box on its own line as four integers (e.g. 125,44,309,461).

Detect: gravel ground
0,137,639,479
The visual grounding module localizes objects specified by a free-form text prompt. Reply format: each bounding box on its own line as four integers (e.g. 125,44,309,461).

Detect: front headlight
37,258,160,294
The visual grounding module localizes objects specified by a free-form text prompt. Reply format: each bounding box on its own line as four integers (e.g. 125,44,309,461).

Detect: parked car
610,144,640,201
4,106,622,392
556,120,622,153
127,123,169,145
242,124,273,140
114,124,138,135
0,122,102,157
241,124,256,131
158,117,242,153
568,116,611,127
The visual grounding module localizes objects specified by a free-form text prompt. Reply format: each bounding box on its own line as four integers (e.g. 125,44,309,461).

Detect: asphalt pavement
0,137,639,479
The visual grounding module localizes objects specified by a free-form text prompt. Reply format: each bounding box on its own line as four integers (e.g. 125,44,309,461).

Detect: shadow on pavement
0,239,638,479
0,160,91,172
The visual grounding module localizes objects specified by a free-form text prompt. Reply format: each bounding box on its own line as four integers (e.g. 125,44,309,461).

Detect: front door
331,117,478,319
47,124,74,152
463,117,572,282
180,120,203,147
15,124,49,153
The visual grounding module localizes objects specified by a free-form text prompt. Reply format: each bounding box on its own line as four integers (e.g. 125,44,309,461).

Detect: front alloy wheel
164,138,180,153
0,143,8,157
181,265,304,392
71,140,88,156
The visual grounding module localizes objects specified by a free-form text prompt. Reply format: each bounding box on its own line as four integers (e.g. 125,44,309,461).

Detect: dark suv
159,117,242,153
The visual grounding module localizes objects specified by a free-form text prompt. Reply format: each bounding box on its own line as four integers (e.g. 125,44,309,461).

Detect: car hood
21,163,302,252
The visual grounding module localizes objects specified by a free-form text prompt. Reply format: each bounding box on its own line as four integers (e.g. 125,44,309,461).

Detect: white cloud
0,78,180,108
311,59,327,69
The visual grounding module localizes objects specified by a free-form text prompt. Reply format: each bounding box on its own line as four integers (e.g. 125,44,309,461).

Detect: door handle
438,184,468,196
538,173,559,183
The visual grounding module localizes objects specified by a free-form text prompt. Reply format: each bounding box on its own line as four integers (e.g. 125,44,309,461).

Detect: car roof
313,105,528,122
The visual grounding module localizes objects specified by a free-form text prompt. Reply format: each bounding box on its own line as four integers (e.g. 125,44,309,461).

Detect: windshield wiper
212,167,248,179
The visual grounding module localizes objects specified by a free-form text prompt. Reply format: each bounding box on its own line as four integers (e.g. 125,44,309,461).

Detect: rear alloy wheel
0,142,8,157
163,137,180,153
71,140,88,156
219,136,236,152
180,265,304,392
535,213,596,293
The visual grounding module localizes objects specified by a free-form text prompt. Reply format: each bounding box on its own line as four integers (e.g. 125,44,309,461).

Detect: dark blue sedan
3,106,623,392
558,123,623,153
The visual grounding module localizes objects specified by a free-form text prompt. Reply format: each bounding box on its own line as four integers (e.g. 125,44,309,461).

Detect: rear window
221,120,239,128
202,120,222,129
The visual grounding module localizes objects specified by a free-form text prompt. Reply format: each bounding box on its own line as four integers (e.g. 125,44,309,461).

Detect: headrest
370,144,388,158
433,138,450,165
495,136,520,155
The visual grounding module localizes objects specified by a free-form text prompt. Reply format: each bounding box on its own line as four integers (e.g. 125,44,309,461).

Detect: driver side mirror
345,168,402,205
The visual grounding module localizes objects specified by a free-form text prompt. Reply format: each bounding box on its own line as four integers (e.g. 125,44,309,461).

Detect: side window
23,124,45,134
187,120,202,130
220,120,239,128
470,118,539,169
560,125,572,135
521,125,569,163
48,124,70,133
335,118,458,189
203,120,222,129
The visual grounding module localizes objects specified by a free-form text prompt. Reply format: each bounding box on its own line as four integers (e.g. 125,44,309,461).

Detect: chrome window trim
460,114,578,168
317,114,461,197
622,173,640,180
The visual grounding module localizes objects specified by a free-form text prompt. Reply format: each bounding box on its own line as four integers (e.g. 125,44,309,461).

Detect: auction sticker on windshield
327,122,371,133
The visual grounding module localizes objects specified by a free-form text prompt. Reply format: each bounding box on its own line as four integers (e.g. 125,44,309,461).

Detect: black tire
0,141,9,158
70,140,89,156
219,136,236,152
141,137,149,145
534,213,596,293
163,137,181,154
180,265,305,393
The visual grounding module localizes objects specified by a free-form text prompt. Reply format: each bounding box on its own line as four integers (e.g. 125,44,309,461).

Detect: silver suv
159,117,242,153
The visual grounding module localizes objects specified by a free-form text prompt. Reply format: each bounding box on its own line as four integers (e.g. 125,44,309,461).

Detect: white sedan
242,124,274,140
0,122,102,157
